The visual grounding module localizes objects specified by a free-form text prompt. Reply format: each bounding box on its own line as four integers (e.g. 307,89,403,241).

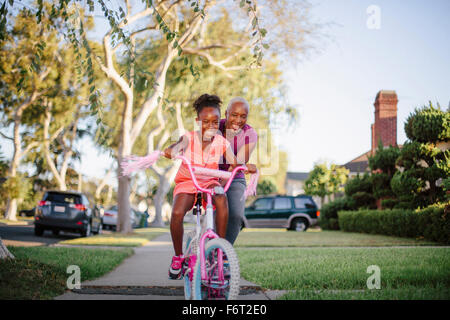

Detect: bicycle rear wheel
192,238,240,300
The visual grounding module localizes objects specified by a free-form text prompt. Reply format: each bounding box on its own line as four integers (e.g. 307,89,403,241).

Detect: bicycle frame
175,154,247,282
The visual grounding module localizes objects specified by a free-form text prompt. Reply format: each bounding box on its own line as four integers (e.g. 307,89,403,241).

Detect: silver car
102,205,138,231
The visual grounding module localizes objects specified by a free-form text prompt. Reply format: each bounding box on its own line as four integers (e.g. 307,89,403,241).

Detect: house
343,90,399,176
284,90,400,208
284,172,309,196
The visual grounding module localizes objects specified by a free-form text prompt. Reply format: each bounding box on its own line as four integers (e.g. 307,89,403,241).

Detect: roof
286,172,309,181
344,161,369,173
343,151,371,173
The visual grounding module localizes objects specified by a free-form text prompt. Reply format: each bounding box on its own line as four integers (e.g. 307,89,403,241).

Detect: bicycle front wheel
192,238,240,300
184,230,197,300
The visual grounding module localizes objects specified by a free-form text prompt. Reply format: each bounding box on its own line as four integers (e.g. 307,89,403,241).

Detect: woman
219,97,258,245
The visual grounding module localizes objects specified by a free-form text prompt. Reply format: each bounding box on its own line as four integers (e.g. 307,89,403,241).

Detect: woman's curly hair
193,94,222,115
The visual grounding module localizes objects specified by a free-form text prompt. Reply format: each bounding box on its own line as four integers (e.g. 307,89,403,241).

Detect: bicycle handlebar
174,154,247,194
121,150,258,197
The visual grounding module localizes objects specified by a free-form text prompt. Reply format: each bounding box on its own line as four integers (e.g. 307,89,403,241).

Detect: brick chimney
371,90,398,154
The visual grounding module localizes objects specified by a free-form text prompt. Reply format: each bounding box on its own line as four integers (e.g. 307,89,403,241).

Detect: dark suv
34,190,102,237
243,195,319,231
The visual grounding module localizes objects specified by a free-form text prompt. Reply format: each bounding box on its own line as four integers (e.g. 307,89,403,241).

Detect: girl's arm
224,144,238,168
163,135,188,159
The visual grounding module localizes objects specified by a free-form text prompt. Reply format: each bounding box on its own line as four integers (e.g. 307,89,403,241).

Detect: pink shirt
173,131,230,197
219,119,258,179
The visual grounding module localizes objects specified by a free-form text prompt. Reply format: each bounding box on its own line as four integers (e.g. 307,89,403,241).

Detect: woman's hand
245,164,257,174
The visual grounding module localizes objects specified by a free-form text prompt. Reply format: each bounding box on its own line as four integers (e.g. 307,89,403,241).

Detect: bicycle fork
199,193,224,282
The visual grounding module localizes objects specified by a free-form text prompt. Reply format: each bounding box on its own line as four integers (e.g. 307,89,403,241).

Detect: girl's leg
213,194,229,238
225,179,246,245
170,193,195,256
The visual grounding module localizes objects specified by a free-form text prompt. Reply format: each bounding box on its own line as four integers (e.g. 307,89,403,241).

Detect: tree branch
0,131,13,141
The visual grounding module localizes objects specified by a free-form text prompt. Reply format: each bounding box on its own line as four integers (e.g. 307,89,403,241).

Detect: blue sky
277,0,450,172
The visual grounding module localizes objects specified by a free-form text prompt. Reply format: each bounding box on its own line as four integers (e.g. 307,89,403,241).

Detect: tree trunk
5,118,22,221
4,198,18,221
77,172,82,192
152,174,171,227
0,238,14,259
117,156,132,234
106,184,113,207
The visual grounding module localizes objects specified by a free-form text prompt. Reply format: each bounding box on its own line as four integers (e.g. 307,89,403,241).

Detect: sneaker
168,255,185,280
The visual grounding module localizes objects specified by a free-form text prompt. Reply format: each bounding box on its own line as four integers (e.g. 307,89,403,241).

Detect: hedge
318,197,354,230
337,203,450,244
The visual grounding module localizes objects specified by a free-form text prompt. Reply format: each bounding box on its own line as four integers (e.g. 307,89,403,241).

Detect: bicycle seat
192,192,216,214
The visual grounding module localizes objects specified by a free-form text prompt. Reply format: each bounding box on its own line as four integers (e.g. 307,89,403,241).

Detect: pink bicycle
121,151,258,300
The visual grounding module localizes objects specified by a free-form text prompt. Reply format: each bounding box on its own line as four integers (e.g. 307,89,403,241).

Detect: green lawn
235,229,440,247
58,227,169,247
237,247,450,300
1,246,133,299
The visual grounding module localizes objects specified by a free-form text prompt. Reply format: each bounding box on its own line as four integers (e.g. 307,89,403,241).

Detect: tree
304,163,329,206
0,5,95,220
392,102,449,208
304,162,349,206
0,7,61,220
257,178,277,195
368,141,401,207
0,237,14,259
92,1,316,231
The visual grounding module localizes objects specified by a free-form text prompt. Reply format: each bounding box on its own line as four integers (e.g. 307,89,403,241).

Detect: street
0,221,80,247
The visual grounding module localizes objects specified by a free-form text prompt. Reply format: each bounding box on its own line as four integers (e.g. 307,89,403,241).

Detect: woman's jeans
225,178,246,245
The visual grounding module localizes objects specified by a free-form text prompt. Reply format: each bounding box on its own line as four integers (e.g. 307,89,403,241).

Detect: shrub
345,174,372,196
371,172,394,199
404,102,450,143
319,197,354,230
338,202,450,244
381,198,397,209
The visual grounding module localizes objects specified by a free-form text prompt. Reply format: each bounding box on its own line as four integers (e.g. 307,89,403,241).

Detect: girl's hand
245,164,257,174
163,148,172,159
219,178,227,187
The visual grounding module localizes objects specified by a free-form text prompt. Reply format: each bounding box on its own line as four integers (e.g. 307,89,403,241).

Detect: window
294,197,315,209
82,195,90,206
44,192,81,204
273,198,292,210
253,198,272,210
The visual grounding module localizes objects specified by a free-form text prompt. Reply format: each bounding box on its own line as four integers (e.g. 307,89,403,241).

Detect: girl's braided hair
193,94,222,115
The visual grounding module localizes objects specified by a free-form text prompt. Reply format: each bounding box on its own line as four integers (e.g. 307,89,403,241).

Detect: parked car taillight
316,210,320,217
38,200,50,206
72,204,86,211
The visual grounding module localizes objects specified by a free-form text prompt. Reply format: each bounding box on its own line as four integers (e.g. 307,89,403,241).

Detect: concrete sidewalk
55,231,283,300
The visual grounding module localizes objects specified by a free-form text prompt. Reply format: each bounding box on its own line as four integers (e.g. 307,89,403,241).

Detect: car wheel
52,230,60,236
34,226,44,236
81,223,92,237
290,218,308,232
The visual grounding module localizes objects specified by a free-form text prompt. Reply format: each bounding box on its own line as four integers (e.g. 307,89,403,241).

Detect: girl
164,94,239,280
